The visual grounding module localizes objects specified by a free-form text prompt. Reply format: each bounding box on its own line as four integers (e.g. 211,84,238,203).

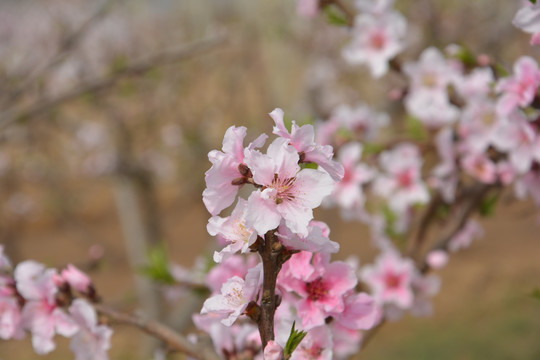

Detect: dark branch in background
8,0,119,102
0,33,228,130
94,304,220,360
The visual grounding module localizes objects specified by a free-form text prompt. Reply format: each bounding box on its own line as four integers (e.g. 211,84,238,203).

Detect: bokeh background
0,0,539,359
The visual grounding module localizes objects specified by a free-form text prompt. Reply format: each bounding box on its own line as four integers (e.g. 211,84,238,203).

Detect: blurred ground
0,0,540,359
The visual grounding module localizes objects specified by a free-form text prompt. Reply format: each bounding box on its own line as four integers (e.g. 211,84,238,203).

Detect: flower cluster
197,109,382,358
343,0,407,77
0,245,111,360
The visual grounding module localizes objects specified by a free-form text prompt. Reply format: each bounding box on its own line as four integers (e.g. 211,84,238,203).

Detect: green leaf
530,288,540,300
300,162,318,170
140,244,175,284
530,0,537,4
363,142,386,156
323,5,349,26
405,115,428,141
284,322,308,358
494,63,510,78
479,193,499,217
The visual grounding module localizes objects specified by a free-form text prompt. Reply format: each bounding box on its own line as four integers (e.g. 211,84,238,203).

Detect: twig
93,304,220,360
0,33,228,130
419,183,496,274
257,230,282,348
407,193,443,258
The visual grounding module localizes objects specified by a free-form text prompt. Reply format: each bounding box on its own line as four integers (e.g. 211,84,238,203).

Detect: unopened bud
238,163,251,176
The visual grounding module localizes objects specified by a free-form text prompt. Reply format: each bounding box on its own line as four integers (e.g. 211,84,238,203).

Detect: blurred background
0,0,539,359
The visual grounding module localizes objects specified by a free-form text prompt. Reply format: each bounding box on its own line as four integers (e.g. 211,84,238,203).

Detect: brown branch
257,230,281,348
406,192,443,258
94,304,220,360
0,33,228,130
419,183,496,274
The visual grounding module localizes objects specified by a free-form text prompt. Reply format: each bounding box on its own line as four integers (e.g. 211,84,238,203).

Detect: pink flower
323,104,390,143
61,264,92,293
206,254,258,294
497,161,517,185
496,56,540,115
448,220,483,252
193,315,260,358
290,326,333,360
458,99,504,154
203,126,267,215
244,137,335,237
404,47,461,93
279,252,357,330
329,142,375,211
296,0,319,18
455,67,494,101
68,299,112,360
332,292,378,331
373,144,430,213
270,108,344,181
361,250,415,309
513,2,540,46
201,264,262,326
403,47,462,127
492,111,540,174
405,91,460,128
207,199,258,263
263,340,283,360
0,295,24,340
426,250,449,270
276,220,339,254
460,152,497,184
343,12,407,78
15,261,79,354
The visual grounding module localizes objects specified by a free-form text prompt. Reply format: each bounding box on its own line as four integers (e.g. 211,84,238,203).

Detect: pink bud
61,264,92,293
263,340,283,360
476,54,491,67
426,250,449,270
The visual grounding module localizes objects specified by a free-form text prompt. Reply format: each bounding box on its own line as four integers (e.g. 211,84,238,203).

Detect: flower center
370,30,387,50
306,277,328,301
397,169,415,188
225,285,245,308
384,272,402,289
271,174,296,204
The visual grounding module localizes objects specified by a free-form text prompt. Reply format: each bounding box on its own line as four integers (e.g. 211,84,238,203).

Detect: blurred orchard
0,0,540,359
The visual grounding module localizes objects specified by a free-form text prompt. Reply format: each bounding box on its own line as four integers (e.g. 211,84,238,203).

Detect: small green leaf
530,288,540,300
323,5,349,26
405,115,428,141
284,322,308,358
479,193,499,217
529,0,537,5
363,142,386,155
300,162,318,170
494,63,510,78
140,244,175,284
